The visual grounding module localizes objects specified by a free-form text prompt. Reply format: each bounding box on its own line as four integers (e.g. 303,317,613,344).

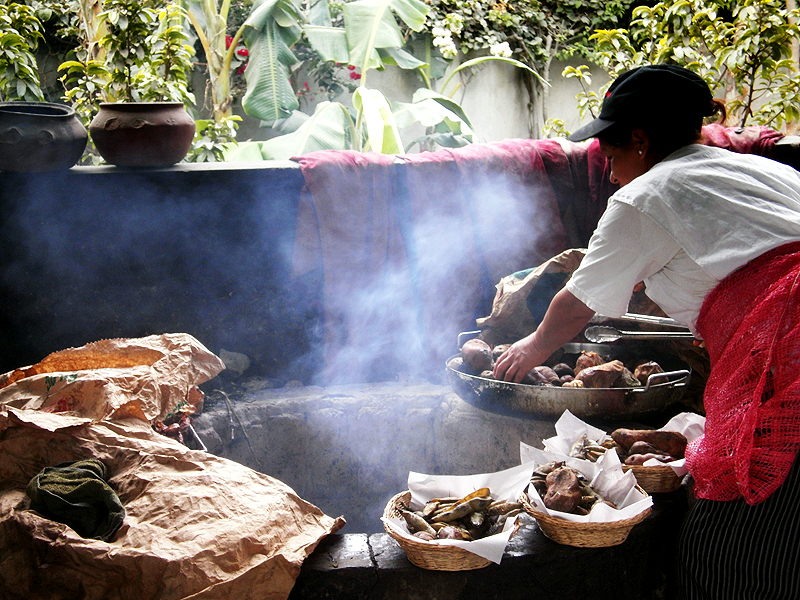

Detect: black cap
567,64,712,142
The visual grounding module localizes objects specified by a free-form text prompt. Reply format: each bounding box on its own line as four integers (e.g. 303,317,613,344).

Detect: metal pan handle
457,330,481,348
631,369,691,393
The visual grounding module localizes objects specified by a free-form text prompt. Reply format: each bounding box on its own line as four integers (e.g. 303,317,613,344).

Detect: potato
575,360,625,388
611,428,688,458
543,467,583,513
492,343,511,361
534,365,560,384
575,351,604,375
552,363,575,377
460,338,493,373
634,361,665,383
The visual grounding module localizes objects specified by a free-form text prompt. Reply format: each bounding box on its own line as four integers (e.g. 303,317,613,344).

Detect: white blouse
566,144,800,335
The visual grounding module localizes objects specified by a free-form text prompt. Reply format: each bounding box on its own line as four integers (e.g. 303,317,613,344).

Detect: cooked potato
461,338,494,373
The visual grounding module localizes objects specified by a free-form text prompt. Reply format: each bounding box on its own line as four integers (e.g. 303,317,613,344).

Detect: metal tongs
584,326,696,343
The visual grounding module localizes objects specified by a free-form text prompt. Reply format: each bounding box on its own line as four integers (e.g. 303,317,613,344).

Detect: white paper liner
519,446,653,524
380,463,533,564
539,409,706,476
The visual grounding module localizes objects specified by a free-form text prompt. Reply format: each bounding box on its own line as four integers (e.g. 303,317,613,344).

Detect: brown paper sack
476,248,586,346
0,333,226,423
0,409,345,600
0,334,346,599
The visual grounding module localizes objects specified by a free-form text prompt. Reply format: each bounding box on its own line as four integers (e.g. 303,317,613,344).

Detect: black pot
0,102,88,173
89,102,195,167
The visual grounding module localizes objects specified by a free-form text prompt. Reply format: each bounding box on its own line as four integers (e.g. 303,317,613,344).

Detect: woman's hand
493,333,551,383
493,287,596,383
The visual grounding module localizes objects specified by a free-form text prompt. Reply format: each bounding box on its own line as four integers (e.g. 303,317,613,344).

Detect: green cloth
26,458,126,542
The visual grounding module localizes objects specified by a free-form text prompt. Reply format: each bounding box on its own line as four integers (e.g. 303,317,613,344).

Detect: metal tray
446,345,691,421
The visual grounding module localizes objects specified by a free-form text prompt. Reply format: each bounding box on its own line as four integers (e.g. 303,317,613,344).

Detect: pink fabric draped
291,140,605,383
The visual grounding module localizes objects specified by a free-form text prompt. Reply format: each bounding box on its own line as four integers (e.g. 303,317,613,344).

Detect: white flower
490,41,512,58
432,30,458,58
432,26,448,37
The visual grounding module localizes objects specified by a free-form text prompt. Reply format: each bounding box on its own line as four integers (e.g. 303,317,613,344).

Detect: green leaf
440,55,547,95
377,47,427,70
344,0,405,72
257,101,355,159
353,87,403,153
307,0,332,26
392,95,472,137
224,141,268,161
409,88,473,129
242,16,300,122
303,25,349,63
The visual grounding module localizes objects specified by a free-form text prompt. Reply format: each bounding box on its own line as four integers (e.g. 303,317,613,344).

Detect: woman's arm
493,287,596,382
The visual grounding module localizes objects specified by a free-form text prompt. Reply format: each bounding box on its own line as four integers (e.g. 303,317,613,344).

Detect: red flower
237,64,247,74
347,64,356,70
226,35,233,49
237,48,249,57
349,71,361,80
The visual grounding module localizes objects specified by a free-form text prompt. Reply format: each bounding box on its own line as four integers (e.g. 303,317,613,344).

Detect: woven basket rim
382,490,493,571
622,463,684,493
518,486,651,530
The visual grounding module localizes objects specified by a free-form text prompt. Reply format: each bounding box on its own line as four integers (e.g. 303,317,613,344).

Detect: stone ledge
289,495,686,600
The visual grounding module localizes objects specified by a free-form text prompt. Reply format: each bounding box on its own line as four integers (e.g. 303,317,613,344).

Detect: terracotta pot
89,102,195,167
0,101,88,173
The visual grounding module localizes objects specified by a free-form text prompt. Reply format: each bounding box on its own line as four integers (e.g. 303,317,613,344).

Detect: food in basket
528,461,615,515
568,433,617,462
400,487,521,542
611,429,688,464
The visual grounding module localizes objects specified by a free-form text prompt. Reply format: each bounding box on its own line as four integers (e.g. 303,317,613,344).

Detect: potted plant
61,0,197,167
0,3,88,172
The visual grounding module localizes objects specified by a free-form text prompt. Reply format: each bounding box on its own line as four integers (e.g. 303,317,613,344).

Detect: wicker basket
518,488,651,548
622,464,683,494
382,491,493,571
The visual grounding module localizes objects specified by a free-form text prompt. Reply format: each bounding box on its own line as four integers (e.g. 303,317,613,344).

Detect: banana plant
225,0,544,159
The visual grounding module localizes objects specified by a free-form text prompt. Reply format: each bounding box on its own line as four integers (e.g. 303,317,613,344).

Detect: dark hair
599,98,727,152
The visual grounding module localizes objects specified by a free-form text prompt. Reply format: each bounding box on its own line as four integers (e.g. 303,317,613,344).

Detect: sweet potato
574,351,604,375
575,360,624,388
625,453,674,465
461,338,493,373
634,361,665,383
611,428,688,458
543,467,583,513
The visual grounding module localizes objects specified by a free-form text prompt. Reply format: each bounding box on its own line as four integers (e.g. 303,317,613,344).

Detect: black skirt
677,452,800,600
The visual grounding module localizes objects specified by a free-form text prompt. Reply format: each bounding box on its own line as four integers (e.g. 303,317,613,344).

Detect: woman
494,64,800,599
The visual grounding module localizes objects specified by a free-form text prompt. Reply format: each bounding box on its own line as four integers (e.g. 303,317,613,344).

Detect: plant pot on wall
89,102,195,167
0,102,88,173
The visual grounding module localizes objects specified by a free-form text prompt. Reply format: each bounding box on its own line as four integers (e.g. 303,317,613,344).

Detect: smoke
299,163,561,386
0,161,562,386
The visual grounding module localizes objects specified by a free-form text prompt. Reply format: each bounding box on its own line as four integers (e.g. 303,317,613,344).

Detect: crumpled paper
381,463,532,564
0,334,345,600
519,445,653,524
540,409,706,476
0,407,345,600
0,333,225,423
